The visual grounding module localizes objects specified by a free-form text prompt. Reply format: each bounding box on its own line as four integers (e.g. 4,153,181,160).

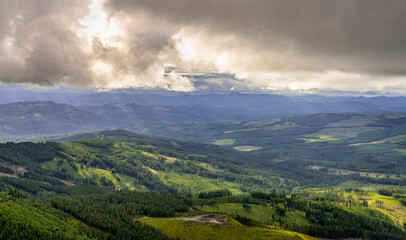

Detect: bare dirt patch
177,214,227,224
308,165,405,179
0,159,74,186
0,160,28,174
58,179,75,186
0,173,51,185
141,151,177,163
0,172,15,177
233,145,262,152
212,139,236,146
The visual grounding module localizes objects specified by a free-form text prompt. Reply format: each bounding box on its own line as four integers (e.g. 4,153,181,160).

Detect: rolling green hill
133,113,406,181
0,130,290,197
139,216,316,240
1,129,406,239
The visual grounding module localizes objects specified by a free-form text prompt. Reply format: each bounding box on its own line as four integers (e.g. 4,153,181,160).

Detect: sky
1,0,406,94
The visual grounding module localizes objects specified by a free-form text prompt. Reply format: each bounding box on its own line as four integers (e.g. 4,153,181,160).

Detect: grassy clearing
303,187,406,229
349,192,406,228
77,166,138,190
41,156,142,190
40,158,82,181
300,127,383,142
301,135,339,143
140,151,178,163
212,139,236,146
348,140,386,146
233,145,263,152
198,203,310,227
159,172,244,195
140,216,316,240
308,165,405,179
265,122,299,130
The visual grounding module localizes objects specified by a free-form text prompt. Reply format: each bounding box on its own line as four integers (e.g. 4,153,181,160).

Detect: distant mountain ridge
2,92,406,138
79,102,245,128
0,101,104,135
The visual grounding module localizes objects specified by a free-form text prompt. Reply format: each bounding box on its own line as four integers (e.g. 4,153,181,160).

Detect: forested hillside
136,113,406,182
0,130,290,196
1,129,406,239
2,0,406,237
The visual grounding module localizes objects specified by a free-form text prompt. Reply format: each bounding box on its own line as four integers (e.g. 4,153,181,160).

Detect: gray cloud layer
1,0,406,92
106,0,406,74
0,0,93,86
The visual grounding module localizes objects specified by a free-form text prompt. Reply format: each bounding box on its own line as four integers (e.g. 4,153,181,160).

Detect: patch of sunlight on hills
140,216,316,240
233,145,263,152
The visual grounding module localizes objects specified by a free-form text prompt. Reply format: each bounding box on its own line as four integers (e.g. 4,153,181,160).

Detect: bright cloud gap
0,0,406,93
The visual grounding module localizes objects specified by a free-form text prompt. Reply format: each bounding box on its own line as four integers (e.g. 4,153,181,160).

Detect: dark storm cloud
105,0,406,74
1,0,406,92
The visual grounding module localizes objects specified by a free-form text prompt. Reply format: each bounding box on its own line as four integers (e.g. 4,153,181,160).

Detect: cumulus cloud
0,0,94,86
0,0,194,91
1,0,406,92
